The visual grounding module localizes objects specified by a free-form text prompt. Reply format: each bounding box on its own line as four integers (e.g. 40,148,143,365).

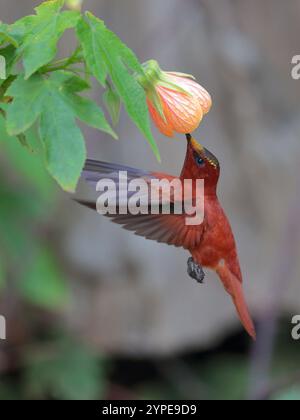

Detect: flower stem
40,47,83,74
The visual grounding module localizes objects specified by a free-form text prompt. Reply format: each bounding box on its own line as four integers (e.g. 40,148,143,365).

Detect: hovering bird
77,134,256,339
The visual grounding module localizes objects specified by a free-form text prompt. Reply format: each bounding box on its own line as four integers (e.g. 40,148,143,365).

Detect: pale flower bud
66,0,83,11
138,60,212,137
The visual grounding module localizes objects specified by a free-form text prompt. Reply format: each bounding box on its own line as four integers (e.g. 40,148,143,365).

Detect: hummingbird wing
77,159,205,250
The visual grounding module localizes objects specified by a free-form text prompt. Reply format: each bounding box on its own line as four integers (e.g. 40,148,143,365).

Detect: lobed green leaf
0,22,19,47
15,0,80,79
6,71,116,191
103,84,121,126
76,17,107,85
39,92,86,193
77,13,160,160
6,74,47,135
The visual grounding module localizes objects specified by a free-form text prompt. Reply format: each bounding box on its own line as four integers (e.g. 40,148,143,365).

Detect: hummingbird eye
194,154,205,167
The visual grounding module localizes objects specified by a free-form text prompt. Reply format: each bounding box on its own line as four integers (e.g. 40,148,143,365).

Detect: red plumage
79,134,256,339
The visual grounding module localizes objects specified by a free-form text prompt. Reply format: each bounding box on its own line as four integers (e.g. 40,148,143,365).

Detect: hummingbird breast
190,197,238,271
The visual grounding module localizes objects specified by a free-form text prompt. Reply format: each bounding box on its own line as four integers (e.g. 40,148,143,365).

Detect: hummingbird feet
187,257,205,284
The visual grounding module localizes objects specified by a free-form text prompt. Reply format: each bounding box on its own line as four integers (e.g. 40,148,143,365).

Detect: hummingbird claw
187,257,205,284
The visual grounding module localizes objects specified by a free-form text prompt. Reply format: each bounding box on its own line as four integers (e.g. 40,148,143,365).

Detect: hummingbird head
181,134,220,194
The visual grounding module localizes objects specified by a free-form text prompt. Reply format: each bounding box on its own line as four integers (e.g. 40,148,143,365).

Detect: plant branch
40,47,83,74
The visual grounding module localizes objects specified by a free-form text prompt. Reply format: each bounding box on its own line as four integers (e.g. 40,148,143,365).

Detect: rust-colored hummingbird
77,134,256,339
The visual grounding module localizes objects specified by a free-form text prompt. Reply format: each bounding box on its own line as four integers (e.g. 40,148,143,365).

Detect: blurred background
1,0,300,400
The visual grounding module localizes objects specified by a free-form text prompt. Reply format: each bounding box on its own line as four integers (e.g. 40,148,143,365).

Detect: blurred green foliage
273,387,300,401
0,114,68,308
0,336,107,400
0,116,109,400
24,337,107,400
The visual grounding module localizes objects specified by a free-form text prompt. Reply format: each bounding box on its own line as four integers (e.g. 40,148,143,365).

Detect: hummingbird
76,134,256,339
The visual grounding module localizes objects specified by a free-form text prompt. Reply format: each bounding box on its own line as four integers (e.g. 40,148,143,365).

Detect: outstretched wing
77,159,205,250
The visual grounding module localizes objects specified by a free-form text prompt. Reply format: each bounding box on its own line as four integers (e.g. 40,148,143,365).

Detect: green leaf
62,73,91,92
6,71,117,190
39,87,86,192
77,13,160,160
0,44,18,76
19,248,68,309
16,0,80,79
63,92,118,138
52,71,116,137
76,17,107,85
0,22,19,47
82,13,144,75
6,74,47,135
8,16,36,45
103,84,121,126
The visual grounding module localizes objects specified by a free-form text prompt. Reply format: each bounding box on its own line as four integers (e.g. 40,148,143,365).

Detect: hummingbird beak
185,134,204,154
186,134,220,169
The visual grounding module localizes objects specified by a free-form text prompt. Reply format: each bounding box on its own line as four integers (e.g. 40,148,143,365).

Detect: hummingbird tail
216,262,256,340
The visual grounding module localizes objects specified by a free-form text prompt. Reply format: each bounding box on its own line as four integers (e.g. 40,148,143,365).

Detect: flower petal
157,85,203,134
147,98,174,137
166,73,212,115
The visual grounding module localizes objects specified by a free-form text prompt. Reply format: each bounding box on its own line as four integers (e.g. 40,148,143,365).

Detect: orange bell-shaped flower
139,61,212,137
